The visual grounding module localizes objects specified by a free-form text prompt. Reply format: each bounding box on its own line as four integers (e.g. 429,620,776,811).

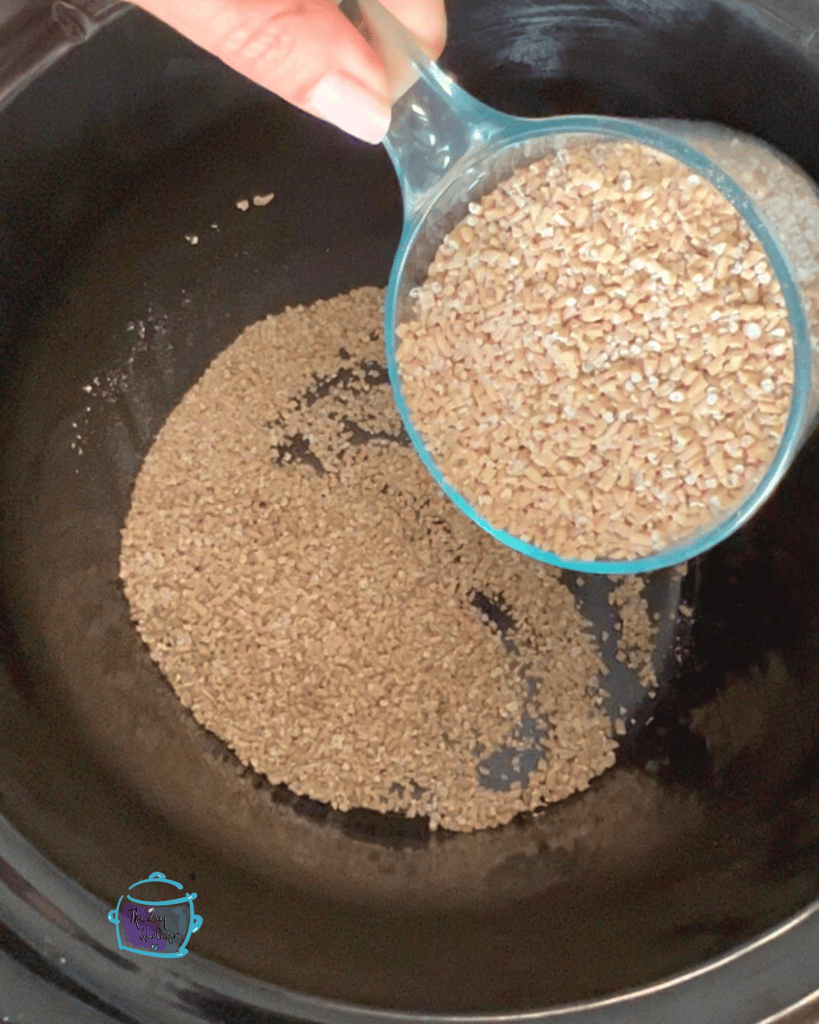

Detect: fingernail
307,73,391,144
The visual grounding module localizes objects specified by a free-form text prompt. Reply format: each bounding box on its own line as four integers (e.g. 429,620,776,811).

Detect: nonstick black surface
3,0,819,1012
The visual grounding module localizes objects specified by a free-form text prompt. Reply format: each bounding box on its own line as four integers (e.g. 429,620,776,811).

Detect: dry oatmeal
395,138,794,562
121,288,621,833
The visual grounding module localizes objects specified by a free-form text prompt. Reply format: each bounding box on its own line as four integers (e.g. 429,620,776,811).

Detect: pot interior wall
3,0,819,1012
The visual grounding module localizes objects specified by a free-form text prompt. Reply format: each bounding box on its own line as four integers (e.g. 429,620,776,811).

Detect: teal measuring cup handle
345,0,512,220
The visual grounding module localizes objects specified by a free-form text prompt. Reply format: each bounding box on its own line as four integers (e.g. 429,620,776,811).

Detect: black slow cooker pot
4,0,819,1021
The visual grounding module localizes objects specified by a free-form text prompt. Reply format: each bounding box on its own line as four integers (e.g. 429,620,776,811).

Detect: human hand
134,0,447,144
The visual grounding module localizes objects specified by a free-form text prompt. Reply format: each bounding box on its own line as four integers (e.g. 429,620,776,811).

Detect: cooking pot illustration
107,871,202,958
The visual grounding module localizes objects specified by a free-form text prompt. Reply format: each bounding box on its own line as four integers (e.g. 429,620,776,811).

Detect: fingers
135,0,447,144
137,0,389,143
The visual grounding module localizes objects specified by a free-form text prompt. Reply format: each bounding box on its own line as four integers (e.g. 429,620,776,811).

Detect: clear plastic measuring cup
348,0,819,574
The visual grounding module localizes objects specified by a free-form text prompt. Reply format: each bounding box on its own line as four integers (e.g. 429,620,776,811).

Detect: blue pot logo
107,872,202,958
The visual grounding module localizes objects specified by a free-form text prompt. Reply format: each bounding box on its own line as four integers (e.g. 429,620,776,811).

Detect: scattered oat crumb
679,603,694,618
185,234,199,245
253,193,275,207
608,576,657,689
236,199,250,211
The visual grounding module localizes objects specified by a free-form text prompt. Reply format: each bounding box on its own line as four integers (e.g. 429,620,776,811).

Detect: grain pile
121,288,620,833
395,138,794,562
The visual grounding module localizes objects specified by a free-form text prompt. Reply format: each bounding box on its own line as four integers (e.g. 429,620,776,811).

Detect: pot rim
2,813,819,1024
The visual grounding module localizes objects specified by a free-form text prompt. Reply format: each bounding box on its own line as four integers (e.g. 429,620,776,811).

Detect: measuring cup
347,0,816,575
